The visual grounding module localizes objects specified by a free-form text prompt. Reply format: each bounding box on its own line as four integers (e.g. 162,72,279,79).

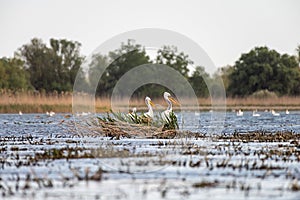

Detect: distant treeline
0,38,299,98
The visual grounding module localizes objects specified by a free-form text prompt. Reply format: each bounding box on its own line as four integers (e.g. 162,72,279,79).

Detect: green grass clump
162,112,179,131
97,110,179,131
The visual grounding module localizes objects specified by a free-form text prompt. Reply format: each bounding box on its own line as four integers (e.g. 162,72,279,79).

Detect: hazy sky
0,0,299,69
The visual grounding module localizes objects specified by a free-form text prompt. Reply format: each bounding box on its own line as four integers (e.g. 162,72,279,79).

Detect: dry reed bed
71,119,300,142
1,92,300,113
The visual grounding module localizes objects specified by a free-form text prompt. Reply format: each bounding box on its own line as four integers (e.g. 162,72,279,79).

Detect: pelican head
163,92,179,110
163,92,171,99
128,107,137,115
145,96,154,107
132,107,137,113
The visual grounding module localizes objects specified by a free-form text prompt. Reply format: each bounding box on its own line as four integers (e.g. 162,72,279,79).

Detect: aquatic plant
161,111,179,131
97,110,179,132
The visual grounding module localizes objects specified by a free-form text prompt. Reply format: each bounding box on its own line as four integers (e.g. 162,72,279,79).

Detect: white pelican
236,109,243,116
49,111,55,117
252,110,260,117
81,112,89,116
161,92,179,121
130,107,137,115
143,97,154,119
285,109,289,115
76,112,90,117
127,107,137,120
271,110,280,116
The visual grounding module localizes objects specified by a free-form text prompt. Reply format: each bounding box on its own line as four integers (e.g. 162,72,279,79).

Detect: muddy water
0,112,299,199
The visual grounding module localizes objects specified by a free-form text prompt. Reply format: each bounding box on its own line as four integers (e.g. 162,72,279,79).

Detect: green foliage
1,37,210,98
89,42,207,98
189,66,209,97
132,84,169,99
97,110,179,131
162,112,179,131
228,46,300,97
250,89,278,99
112,111,153,125
297,45,300,63
98,110,142,124
5,37,300,99
89,39,151,97
127,112,140,124
214,65,234,91
18,38,86,93
0,57,32,90
88,54,109,94
156,46,191,78
98,112,115,122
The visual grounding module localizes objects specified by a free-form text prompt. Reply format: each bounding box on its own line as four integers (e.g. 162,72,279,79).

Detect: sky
0,0,299,70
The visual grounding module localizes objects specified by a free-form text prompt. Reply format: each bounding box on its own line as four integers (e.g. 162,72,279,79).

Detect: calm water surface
1,111,299,136
0,112,299,200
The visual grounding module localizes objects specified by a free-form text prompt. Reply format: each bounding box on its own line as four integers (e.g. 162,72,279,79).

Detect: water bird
161,92,180,121
194,111,200,116
46,111,55,116
19,111,23,115
252,110,260,117
286,109,289,115
271,110,280,116
80,112,89,116
236,109,243,116
129,107,137,115
76,112,90,117
143,97,154,119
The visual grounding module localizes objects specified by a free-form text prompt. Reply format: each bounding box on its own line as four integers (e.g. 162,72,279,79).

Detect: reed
1,91,300,113
225,96,300,111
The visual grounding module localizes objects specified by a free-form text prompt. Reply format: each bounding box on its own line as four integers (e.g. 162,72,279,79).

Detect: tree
18,38,85,93
227,46,300,97
189,66,209,97
49,39,85,91
214,65,234,91
0,57,32,90
88,54,110,94
89,39,151,97
297,45,300,63
156,46,192,78
17,38,48,91
89,42,212,98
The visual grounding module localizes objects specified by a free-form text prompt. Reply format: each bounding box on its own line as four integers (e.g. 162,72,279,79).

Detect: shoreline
1,104,300,114
1,93,300,113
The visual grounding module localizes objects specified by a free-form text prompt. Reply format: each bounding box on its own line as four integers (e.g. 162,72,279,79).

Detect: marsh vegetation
0,113,299,199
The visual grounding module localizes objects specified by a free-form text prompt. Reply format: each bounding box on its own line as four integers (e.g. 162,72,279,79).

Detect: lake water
1,110,300,136
184,110,300,134
0,112,299,199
